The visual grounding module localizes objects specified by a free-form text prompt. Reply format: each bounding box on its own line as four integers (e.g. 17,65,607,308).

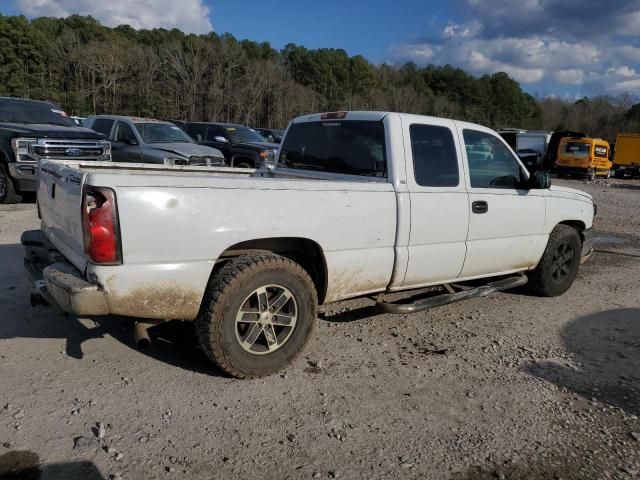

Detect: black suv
0,97,111,203
255,128,285,144
179,122,279,169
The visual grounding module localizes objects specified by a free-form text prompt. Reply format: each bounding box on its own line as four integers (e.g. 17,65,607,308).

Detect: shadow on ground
524,308,640,415
0,450,104,479
0,243,224,376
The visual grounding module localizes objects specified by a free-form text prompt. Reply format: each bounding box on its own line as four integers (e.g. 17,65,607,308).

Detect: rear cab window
279,120,387,177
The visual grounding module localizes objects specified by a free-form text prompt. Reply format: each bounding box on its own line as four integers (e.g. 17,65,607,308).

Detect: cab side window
463,129,523,189
187,124,207,142
113,122,137,143
410,124,459,187
594,145,608,158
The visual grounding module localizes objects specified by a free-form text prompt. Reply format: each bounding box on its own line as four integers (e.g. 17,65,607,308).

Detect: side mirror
195,134,203,144
531,170,551,189
127,138,138,146
214,136,229,143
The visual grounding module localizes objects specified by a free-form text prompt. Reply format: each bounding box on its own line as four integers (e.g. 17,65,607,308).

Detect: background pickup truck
23,111,595,379
85,115,225,167
0,97,111,204
180,122,279,168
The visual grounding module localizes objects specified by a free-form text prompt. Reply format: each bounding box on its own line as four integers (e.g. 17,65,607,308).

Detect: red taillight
320,111,347,120
82,186,121,265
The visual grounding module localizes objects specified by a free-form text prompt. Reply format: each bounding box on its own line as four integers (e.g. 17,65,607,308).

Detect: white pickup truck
22,111,595,378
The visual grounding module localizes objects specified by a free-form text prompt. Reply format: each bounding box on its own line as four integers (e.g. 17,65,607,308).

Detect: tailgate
38,161,87,272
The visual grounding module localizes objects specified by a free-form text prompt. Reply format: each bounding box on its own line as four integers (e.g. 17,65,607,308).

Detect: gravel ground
0,178,639,480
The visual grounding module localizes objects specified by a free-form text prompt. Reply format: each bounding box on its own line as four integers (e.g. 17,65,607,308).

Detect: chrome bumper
22,230,109,316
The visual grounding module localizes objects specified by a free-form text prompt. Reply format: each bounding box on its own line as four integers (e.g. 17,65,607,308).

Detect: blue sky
5,0,640,98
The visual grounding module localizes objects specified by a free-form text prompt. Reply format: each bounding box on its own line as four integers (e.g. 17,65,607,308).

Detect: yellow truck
613,133,640,178
556,137,612,180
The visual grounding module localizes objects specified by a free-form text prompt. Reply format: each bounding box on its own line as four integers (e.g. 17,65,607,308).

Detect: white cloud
15,0,213,33
390,0,640,95
554,69,586,85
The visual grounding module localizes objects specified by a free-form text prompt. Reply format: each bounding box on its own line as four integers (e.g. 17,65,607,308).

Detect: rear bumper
22,230,109,316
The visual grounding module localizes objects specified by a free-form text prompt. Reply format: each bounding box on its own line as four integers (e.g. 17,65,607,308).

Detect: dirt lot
1,178,639,480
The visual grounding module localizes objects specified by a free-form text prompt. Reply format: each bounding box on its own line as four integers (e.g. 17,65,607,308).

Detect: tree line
0,14,638,141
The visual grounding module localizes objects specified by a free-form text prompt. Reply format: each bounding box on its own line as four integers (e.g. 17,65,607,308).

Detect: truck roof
291,111,500,136
88,115,167,123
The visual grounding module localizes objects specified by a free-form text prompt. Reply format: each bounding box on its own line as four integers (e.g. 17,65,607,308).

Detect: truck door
400,117,470,287
459,128,546,277
111,121,142,162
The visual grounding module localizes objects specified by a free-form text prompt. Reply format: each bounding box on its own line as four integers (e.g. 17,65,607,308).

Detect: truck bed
36,160,398,319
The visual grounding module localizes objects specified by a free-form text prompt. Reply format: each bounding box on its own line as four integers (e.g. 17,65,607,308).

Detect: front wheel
527,225,582,297
196,254,317,378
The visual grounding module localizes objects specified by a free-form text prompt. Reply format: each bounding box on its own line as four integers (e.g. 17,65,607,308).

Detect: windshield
517,135,547,154
563,142,590,157
0,99,75,127
225,126,266,144
279,120,387,176
134,123,194,144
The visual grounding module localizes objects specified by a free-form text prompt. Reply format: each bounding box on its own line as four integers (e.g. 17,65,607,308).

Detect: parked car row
0,96,287,203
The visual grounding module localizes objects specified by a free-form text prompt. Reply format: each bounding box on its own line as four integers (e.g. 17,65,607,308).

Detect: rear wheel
195,254,317,378
0,164,22,204
527,225,582,297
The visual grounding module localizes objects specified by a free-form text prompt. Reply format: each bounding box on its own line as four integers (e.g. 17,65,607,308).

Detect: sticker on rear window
226,128,236,131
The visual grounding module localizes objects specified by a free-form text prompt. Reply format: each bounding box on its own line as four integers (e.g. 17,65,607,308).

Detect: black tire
614,170,624,179
233,159,253,169
0,164,22,204
527,225,582,297
195,254,317,378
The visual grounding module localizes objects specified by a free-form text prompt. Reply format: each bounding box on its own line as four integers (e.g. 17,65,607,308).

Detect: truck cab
556,137,612,180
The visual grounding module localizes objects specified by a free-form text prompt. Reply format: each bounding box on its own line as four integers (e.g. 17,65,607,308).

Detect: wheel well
558,220,586,242
216,237,328,303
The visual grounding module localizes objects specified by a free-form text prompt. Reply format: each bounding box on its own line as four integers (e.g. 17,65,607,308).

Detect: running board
376,274,528,314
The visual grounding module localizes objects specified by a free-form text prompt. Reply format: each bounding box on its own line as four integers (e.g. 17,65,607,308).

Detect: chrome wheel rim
551,242,574,282
235,285,298,355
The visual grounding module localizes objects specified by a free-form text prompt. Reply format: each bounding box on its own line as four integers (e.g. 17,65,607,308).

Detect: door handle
472,200,488,214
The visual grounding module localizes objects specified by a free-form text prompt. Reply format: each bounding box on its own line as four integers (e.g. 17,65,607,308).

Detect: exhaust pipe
134,321,157,349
